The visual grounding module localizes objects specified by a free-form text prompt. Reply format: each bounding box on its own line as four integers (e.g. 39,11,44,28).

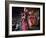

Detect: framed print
5,1,45,37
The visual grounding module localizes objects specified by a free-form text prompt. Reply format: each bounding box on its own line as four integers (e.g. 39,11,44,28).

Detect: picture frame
5,1,45,37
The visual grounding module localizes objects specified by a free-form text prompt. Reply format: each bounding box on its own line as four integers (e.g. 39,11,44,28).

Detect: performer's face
27,11,37,27
21,13,26,19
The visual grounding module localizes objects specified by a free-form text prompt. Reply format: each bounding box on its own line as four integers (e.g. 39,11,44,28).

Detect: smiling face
26,9,38,29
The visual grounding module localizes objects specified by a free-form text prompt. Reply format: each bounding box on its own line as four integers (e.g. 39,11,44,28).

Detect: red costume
22,18,28,31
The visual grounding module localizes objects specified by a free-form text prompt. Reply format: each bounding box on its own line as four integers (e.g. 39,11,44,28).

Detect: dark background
12,7,24,31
